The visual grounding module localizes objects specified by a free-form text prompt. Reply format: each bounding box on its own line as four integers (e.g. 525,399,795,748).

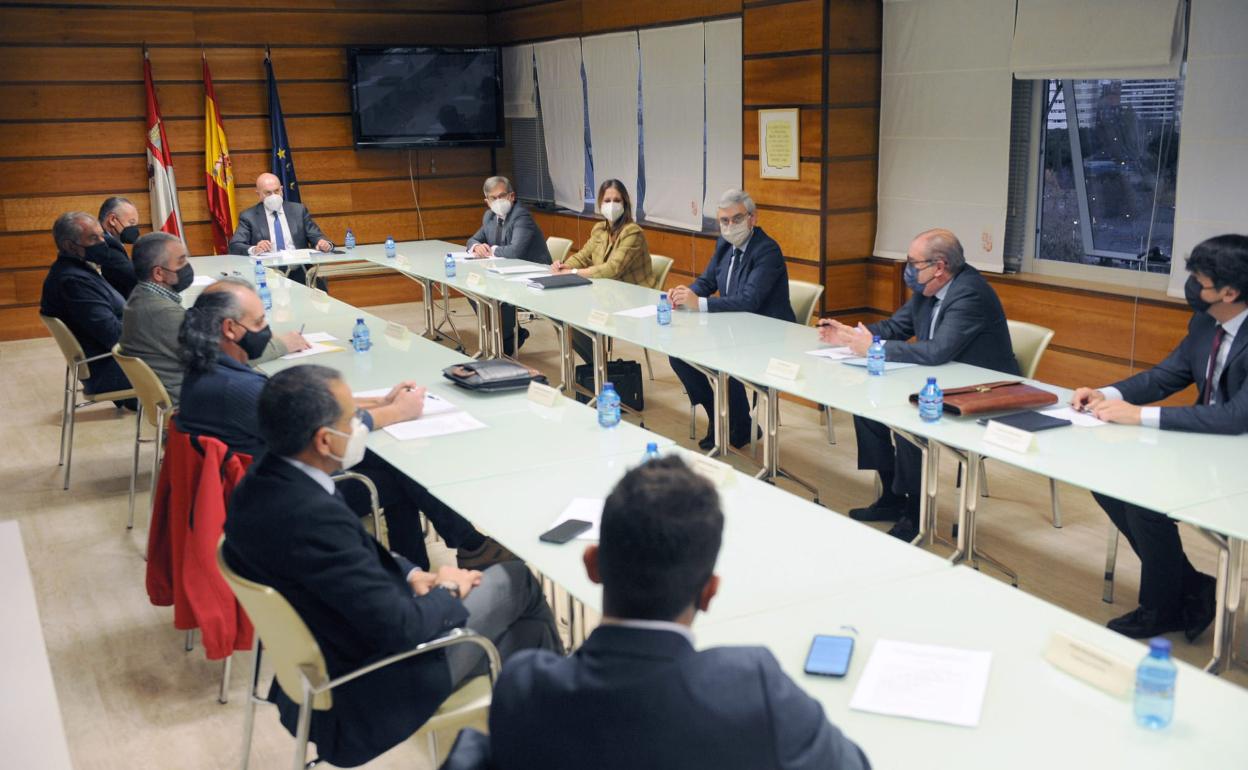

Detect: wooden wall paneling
0,81,349,121
825,53,880,105
192,12,486,46
0,233,53,270
753,208,820,261
0,46,341,83
0,273,15,305
487,0,581,42
418,148,494,178
744,107,822,158
327,273,425,309
416,176,488,209
823,260,868,311
743,0,823,55
0,8,195,44
0,306,45,341
866,258,902,312
580,0,741,36
744,55,823,105
785,260,820,284
824,210,875,261
11,0,485,11
824,158,875,210
826,0,883,51
742,160,822,210
825,106,879,157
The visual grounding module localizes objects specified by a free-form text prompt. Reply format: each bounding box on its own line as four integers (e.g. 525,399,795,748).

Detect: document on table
805,346,854,360
302,332,337,343
351,389,458,417
280,341,344,359
841,358,916,370
257,249,311,263
450,252,484,261
546,498,604,541
383,411,486,441
614,304,659,319
190,275,217,287
849,640,992,728
1040,405,1107,428
487,264,549,275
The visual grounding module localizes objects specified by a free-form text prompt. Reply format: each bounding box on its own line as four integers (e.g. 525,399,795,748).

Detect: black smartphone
539,519,592,544
804,634,855,677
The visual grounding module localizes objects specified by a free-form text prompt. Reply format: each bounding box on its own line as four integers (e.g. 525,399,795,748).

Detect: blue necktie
273,211,286,250
725,248,741,294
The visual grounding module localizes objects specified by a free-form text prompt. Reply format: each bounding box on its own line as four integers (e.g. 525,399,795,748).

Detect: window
1034,78,1183,276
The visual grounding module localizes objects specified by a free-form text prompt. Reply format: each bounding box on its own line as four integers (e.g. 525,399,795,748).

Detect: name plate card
587,309,611,327
466,272,484,288
688,454,735,487
395,253,409,266
766,358,801,381
526,380,561,407
384,322,411,350
310,288,331,313
1044,632,1134,699
983,420,1035,453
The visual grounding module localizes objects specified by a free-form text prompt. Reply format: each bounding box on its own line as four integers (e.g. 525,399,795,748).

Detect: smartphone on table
804,633,856,677
539,519,592,544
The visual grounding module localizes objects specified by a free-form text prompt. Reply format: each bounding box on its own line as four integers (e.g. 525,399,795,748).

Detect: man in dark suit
443,456,868,770
821,229,1019,541
96,196,140,297
1071,234,1248,641
39,211,134,406
228,172,332,286
466,176,552,356
668,189,795,449
224,365,559,768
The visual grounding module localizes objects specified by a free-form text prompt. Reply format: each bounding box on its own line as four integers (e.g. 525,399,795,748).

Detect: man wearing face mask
96,196,142,297
39,211,135,406
229,172,332,286
223,365,560,768
119,234,308,406
176,281,515,570
1070,234,1248,641
466,176,551,356
667,189,794,450
818,229,1017,541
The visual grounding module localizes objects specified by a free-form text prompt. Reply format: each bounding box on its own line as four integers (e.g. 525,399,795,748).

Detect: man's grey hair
179,286,247,376
132,232,181,280
97,196,135,224
716,189,756,216
917,228,966,274
483,176,513,196
52,212,95,250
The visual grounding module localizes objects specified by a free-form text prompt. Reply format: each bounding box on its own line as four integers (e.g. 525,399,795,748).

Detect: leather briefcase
443,360,548,392
909,380,1058,416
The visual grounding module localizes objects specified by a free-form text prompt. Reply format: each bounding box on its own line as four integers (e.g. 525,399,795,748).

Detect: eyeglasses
485,194,510,203
906,258,936,269
717,212,749,227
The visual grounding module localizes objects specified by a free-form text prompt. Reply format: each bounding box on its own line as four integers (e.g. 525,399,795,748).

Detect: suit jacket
99,232,138,298
689,227,795,321
466,202,551,264
563,221,654,285
39,253,129,394
480,625,870,770
869,265,1020,374
228,200,328,255
223,453,468,767
1112,310,1248,434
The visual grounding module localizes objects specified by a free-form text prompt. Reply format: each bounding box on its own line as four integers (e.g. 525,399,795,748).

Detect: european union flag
265,53,300,203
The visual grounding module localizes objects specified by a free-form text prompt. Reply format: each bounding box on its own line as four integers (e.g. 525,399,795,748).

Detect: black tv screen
348,46,503,148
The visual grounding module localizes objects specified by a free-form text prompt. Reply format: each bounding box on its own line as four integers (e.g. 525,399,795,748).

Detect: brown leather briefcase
908,380,1058,416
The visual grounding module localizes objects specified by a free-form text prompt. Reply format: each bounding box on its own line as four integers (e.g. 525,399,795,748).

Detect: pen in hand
298,323,305,335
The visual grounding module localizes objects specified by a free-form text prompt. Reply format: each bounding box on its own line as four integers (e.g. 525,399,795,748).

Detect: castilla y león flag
144,50,184,240
203,55,238,254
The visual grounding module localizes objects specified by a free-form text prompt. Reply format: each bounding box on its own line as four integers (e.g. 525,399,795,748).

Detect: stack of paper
1040,406,1107,428
487,264,549,276
280,340,344,360
384,411,486,441
614,305,659,319
805,346,854,360
849,640,992,727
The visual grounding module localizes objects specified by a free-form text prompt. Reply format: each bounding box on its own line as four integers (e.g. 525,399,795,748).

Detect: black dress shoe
849,497,906,522
502,327,531,357
698,432,715,451
886,519,919,542
1106,606,1185,639
1182,574,1217,642
728,426,762,450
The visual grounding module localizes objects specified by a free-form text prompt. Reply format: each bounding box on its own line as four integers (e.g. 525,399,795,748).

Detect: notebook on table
976,410,1072,432
526,274,593,290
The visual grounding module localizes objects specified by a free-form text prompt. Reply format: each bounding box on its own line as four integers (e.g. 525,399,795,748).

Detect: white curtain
703,19,743,218
1168,0,1248,296
1012,0,1186,80
640,23,705,231
502,45,536,119
875,0,1014,272
535,39,587,212
582,31,640,211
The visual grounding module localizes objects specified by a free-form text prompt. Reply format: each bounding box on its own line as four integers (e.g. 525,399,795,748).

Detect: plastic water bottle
657,293,672,326
384,235,397,259
344,228,356,250
351,318,371,353
919,377,943,423
597,382,621,428
445,252,456,278
641,442,661,463
257,278,272,311
867,335,886,376
252,257,265,286
1134,638,1176,729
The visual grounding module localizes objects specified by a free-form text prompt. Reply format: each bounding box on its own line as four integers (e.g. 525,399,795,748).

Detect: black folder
977,410,1071,432
526,274,593,290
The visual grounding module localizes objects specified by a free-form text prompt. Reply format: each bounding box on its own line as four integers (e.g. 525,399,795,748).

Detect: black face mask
1185,274,1213,313
237,324,273,360
119,225,141,245
169,263,195,293
83,241,112,264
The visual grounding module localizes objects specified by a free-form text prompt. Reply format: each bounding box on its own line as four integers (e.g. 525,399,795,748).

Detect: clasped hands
1070,387,1142,425
408,564,482,600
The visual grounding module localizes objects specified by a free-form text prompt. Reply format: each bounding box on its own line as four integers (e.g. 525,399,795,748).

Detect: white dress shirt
882,277,951,351
248,205,295,255
697,232,754,312
281,455,336,494
600,616,695,645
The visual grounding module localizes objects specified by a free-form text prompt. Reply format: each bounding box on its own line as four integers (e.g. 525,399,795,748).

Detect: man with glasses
819,228,1018,541
668,189,794,450
466,176,551,355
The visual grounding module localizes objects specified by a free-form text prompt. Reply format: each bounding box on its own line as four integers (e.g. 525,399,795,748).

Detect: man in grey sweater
119,232,307,405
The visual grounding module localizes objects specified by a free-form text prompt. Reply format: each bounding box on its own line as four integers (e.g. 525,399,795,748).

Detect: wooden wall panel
754,209,821,261
744,0,823,55
824,159,876,210
744,107,822,159
581,0,740,34
744,55,824,105
867,258,902,312
825,54,881,105
0,46,347,83
0,81,349,121
743,160,822,210
488,0,582,42
825,210,875,261
824,261,868,311
827,0,883,51
825,106,879,157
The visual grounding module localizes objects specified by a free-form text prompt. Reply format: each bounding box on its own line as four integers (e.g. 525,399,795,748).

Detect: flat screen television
348,46,503,148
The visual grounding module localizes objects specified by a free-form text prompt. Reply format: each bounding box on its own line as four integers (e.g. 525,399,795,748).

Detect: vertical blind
501,44,536,119
640,23,706,231
582,31,640,210
703,18,744,218
1011,0,1186,80
535,39,587,212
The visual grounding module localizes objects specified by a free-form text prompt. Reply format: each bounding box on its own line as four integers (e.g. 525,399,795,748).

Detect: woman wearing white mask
552,179,654,363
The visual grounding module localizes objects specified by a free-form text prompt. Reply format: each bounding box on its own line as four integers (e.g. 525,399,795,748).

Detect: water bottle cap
356,317,364,323
603,382,615,390
872,335,881,343
1148,637,1172,656
646,442,657,451
660,292,668,299
927,376,937,384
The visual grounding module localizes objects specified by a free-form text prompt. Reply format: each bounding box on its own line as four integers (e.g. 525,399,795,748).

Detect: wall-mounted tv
348,46,503,149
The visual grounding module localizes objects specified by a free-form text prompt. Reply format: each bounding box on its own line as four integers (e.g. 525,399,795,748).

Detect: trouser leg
571,329,594,366
726,376,751,445
349,452,430,569
669,356,713,418
415,485,484,551
1093,493,1195,616
893,434,923,523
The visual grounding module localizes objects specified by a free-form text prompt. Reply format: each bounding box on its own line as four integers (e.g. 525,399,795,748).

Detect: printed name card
526,380,561,407
1044,632,1134,698
766,358,801,381
983,420,1035,453
587,309,611,327
309,288,331,313
688,454,735,487
466,272,484,288
385,322,409,340
394,253,409,266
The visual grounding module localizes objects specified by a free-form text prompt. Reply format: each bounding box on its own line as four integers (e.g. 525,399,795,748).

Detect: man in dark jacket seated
223,365,560,767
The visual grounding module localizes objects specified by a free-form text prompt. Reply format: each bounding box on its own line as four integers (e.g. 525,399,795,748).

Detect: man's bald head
912,228,965,274
255,173,282,199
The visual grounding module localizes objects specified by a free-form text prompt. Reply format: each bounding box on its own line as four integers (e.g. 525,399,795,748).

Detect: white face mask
263,193,284,213
601,201,624,223
325,416,368,470
721,220,752,248
489,198,512,219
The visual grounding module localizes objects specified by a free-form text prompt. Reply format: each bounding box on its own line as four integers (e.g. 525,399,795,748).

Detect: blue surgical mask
904,263,927,294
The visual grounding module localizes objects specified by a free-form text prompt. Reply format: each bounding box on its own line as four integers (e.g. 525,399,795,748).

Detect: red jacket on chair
146,420,254,659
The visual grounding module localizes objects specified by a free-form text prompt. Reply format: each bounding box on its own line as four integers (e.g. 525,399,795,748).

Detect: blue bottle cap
1148,637,1172,656
660,292,667,299
927,376,937,384
646,442,657,451
872,335,881,343
356,317,364,323
603,382,614,390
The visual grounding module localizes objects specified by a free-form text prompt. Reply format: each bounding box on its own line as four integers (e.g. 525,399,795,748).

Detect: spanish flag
203,54,237,254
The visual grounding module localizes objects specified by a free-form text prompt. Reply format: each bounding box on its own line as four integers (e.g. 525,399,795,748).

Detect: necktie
273,211,286,250
928,298,943,339
725,248,741,294
1203,324,1226,405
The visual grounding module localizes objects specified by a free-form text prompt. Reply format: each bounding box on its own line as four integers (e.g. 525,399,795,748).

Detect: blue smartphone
804,634,855,677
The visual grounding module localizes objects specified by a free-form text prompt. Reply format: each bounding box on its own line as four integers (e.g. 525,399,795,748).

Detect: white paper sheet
279,341,344,360
302,332,337,343
451,252,484,261
614,304,659,319
487,264,549,275
257,249,312,263
841,358,916,370
806,346,854,360
547,498,605,541
349,390,457,417
1040,405,1108,428
383,411,487,441
190,275,217,287
849,639,992,727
